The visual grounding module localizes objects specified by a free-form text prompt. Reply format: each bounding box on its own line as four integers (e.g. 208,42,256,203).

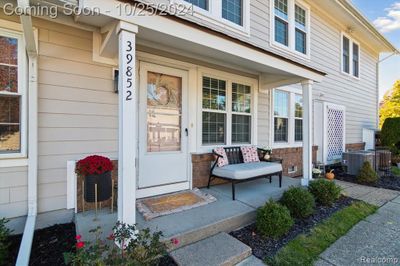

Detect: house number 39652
125,41,133,101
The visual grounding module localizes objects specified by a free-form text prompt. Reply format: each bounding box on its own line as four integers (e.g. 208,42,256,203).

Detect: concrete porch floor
75,176,300,246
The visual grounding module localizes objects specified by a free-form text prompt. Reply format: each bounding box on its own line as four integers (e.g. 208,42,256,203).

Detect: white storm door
138,62,189,189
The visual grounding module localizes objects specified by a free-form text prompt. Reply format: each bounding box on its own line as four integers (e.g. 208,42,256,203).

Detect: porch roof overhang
79,0,326,83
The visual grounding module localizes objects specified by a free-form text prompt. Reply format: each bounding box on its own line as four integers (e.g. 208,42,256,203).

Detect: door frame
136,54,196,199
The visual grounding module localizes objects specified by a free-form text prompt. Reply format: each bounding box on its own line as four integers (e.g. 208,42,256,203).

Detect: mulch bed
229,196,354,260
336,173,400,191
5,223,76,266
5,223,177,266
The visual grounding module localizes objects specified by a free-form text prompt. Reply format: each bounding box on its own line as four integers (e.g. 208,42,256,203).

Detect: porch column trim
117,21,138,225
301,79,313,186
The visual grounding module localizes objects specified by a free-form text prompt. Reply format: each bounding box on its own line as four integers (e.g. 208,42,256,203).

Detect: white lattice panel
322,103,346,164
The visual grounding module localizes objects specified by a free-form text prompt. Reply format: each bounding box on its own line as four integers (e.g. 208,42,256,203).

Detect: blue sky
351,0,400,99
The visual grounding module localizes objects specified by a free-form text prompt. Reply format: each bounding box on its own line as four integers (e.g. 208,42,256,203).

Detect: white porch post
117,21,138,225
301,80,313,186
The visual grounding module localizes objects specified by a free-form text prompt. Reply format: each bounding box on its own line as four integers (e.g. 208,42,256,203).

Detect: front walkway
335,180,400,206
316,181,400,266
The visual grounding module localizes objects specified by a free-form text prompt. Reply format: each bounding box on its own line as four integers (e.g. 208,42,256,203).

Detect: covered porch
76,177,300,247
59,0,327,226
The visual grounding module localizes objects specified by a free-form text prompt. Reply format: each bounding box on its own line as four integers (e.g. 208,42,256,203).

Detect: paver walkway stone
335,180,400,206
170,232,252,266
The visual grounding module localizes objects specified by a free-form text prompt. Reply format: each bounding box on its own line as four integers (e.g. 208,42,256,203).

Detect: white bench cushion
212,162,282,180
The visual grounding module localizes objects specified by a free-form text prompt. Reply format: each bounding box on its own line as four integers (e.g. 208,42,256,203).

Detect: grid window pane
295,119,303,141
0,36,18,65
0,96,20,153
222,0,243,26
232,114,251,144
343,36,350,73
202,76,226,111
275,18,289,46
274,117,288,142
295,29,306,54
295,5,306,30
353,43,359,77
232,83,251,113
274,0,288,19
184,0,208,10
294,94,303,118
202,112,226,145
0,65,18,93
274,90,289,117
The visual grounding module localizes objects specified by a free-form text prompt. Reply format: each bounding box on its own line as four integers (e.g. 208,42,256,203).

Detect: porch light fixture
113,69,119,93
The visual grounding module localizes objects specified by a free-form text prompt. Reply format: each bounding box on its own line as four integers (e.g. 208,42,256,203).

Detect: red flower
76,241,85,249
75,155,113,176
107,233,115,240
170,238,180,246
75,235,82,241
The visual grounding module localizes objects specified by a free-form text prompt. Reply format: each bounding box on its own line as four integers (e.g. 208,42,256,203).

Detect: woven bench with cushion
208,146,283,200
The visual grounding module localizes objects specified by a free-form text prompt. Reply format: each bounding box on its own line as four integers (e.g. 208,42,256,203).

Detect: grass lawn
266,201,378,266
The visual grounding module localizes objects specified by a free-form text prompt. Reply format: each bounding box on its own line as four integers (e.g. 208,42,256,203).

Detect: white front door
137,62,189,197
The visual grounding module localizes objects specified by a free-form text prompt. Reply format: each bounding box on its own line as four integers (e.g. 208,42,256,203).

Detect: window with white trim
342,34,360,78
178,0,249,33
272,0,310,56
202,76,252,145
0,30,25,157
222,0,243,26
273,89,303,146
184,0,208,10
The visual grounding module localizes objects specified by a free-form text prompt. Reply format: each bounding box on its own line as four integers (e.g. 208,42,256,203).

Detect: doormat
136,188,217,220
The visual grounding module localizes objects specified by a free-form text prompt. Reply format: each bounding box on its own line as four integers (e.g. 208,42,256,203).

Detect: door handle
185,128,189,136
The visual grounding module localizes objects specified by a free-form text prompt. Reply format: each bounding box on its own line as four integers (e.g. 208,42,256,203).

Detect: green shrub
256,200,294,239
281,187,315,219
356,161,379,184
0,218,11,263
308,179,341,206
381,117,400,155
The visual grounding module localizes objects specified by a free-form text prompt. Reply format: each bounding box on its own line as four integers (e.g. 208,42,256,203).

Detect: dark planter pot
84,171,112,202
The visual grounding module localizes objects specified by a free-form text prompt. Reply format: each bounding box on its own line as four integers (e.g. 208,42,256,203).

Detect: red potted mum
76,155,113,203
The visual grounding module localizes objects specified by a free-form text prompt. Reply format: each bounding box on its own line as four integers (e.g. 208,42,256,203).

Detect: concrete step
165,210,256,251
170,232,252,266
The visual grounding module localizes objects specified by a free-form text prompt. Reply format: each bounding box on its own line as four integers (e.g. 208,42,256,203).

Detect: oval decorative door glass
147,72,182,152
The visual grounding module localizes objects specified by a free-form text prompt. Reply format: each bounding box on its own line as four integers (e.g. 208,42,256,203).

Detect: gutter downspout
376,52,399,129
16,1,38,265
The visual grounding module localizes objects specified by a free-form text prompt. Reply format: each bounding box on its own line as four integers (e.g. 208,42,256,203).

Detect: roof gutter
15,0,38,265
336,0,399,54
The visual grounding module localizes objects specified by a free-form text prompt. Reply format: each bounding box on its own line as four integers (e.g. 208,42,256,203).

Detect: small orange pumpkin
325,170,335,180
